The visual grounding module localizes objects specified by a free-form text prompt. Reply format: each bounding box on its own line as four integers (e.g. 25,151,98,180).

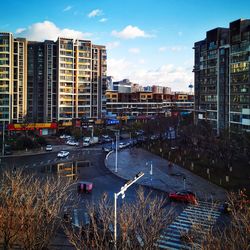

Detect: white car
45,145,53,151
119,142,130,149
83,141,90,147
66,140,79,146
57,151,70,158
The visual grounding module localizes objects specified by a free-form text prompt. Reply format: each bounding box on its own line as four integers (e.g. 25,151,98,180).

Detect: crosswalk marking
156,201,221,249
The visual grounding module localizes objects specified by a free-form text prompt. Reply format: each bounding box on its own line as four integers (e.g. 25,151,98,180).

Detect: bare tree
187,190,250,250
0,169,74,250
64,187,174,249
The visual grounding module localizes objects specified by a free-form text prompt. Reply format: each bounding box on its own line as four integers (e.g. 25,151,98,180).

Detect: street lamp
1,120,5,156
114,172,144,249
115,131,119,173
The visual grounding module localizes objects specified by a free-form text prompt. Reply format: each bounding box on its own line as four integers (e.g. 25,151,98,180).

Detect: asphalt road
1,143,227,249
1,145,170,205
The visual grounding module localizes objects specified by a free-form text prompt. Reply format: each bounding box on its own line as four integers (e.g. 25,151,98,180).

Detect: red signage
8,123,57,131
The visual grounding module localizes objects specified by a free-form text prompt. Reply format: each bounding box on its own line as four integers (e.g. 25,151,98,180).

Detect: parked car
57,150,70,158
77,181,93,193
45,144,53,151
169,190,198,205
60,134,71,139
4,149,13,155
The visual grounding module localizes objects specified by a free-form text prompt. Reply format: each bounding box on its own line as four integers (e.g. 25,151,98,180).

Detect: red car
169,190,198,205
77,181,93,194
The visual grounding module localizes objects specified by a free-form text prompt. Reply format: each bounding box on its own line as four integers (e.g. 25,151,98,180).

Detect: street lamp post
115,131,119,173
114,172,144,249
2,120,5,156
149,161,153,181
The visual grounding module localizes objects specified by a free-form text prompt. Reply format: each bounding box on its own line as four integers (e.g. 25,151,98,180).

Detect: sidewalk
105,147,227,201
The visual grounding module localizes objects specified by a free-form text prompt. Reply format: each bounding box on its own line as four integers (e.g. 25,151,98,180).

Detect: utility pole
114,172,144,249
2,120,5,156
115,131,119,172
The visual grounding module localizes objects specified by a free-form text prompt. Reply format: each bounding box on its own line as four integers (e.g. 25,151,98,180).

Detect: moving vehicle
83,137,99,147
77,181,93,193
83,137,91,147
119,142,130,149
45,145,53,151
102,146,113,152
102,135,112,143
66,140,79,146
57,150,70,158
169,190,198,205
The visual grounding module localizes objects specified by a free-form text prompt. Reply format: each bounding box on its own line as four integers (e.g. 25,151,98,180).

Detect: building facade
194,19,250,133
0,32,27,124
105,91,193,117
0,34,107,124
57,38,107,121
27,40,57,122
27,41,45,122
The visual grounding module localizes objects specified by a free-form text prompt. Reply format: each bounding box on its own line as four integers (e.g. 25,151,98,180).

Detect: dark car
4,145,12,155
169,190,198,205
4,150,13,155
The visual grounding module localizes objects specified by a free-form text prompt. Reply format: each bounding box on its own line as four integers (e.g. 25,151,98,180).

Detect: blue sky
1,0,249,91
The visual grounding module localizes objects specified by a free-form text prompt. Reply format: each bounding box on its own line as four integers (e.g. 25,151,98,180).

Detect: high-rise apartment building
27,40,57,122
57,38,107,121
0,32,27,124
194,19,250,133
0,32,12,124
57,37,75,121
1,33,107,124
44,40,57,122
27,41,45,122
92,44,107,118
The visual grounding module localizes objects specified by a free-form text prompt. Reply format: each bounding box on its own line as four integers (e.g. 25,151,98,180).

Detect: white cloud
108,58,132,80
107,58,192,92
158,46,186,52
128,48,140,54
88,9,102,18
16,21,92,41
106,41,120,49
16,28,26,34
158,47,167,52
99,18,108,23
63,5,72,12
170,46,185,52
138,59,146,64
111,25,152,39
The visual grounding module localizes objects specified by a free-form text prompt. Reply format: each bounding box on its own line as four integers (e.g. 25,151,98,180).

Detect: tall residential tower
194,19,250,133
0,32,27,124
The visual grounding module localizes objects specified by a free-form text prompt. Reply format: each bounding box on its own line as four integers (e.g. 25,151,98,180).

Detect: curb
104,149,168,194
